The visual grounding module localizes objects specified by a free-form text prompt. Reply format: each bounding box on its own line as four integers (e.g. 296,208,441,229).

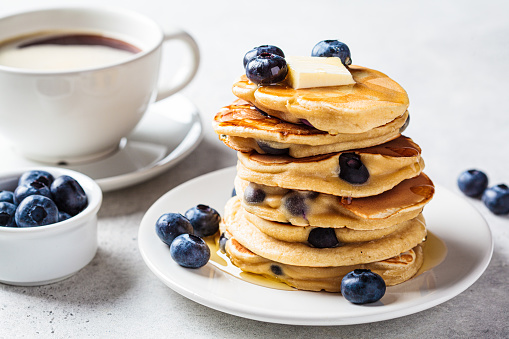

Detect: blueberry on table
15,195,59,227
18,170,54,187
50,175,88,216
170,234,211,268
14,180,52,205
308,227,339,248
311,40,352,66
243,45,285,68
482,184,509,215
184,204,221,237
155,213,194,246
457,169,488,197
341,269,386,304
0,190,14,204
0,202,17,227
245,53,288,85
339,153,370,184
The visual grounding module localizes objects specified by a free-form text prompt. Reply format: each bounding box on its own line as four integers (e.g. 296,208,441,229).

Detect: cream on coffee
0,31,142,71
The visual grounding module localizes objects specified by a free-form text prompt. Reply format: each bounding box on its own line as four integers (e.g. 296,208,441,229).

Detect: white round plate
138,167,493,326
0,94,202,192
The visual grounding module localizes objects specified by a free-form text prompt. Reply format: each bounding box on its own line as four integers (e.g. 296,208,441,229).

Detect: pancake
235,173,434,230
223,234,423,292
237,135,424,198
243,209,410,243
232,65,409,135
223,196,427,267
213,100,409,158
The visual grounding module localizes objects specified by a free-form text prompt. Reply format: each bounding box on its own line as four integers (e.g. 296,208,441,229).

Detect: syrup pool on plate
416,230,448,276
204,236,295,291
204,230,447,291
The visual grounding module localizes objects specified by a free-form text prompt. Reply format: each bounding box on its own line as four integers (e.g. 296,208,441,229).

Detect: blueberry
341,269,386,304
14,180,52,205
18,170,54,187
400,114,410,133
256,140,289,155
50,175,88,216
311,40,352,66
254,106,269,117
283,192,307,218
15,195,59,227
231,187,237,197
184,204,221,237
300,119,314,128
245,53,288,85
482,184,509,215
0,202,17,227
170,234,211,268
308,228,339,248
244,184,266,204
457,169,488,197
270,264,283,276
155,213,194,246
339,153,370,184
58,211,72,222
219,232,228,252
243,45,285,68
0,191,14,204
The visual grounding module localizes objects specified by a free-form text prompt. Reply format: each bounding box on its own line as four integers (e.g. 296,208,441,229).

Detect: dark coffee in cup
0,31,142,71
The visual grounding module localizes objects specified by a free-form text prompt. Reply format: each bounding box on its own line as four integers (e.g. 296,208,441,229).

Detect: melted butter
415,231,448,276
204,236,295,291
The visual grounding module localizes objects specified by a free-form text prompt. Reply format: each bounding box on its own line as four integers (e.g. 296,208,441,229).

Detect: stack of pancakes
213,65,434,292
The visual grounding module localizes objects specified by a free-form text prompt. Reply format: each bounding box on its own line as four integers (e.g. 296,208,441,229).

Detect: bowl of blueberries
0,167,102,286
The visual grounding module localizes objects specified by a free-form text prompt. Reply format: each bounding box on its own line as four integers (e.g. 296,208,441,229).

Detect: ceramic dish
0,167,102,286
138,167,493,325
0,94,202,192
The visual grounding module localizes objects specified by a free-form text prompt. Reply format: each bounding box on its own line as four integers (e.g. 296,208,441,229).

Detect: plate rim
0,94,203,192
138,166,494,326
96,94,203,191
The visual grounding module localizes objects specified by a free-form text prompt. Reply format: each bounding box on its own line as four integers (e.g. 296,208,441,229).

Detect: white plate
138,167,493,326
0,94,202,192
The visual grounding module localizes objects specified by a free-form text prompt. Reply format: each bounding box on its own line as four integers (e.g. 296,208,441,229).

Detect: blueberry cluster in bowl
0,170,88,228
243,40,352,85
458,169,509,215
155,204,221,268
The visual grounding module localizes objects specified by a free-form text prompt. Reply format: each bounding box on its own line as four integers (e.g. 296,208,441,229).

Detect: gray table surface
1,0,508,337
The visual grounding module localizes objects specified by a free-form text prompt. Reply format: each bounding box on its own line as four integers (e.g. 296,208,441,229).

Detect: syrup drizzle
204,230,447,291
204,236,295,291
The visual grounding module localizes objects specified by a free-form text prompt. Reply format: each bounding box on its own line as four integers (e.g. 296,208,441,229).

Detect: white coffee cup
0,6,199,164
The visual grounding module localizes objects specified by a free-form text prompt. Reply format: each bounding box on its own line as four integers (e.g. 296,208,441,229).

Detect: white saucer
0,94,203,192
138,166,493,326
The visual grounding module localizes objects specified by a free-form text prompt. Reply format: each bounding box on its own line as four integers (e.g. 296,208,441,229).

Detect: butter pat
286,56,355,89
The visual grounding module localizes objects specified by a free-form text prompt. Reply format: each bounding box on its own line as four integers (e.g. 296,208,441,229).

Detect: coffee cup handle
155,28,200,101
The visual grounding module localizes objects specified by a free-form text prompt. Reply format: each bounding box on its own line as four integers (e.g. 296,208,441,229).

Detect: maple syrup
416,230,448,276
204,229,446,291
204,236,295,291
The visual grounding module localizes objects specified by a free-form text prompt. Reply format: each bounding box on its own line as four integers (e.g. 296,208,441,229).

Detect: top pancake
232,65,409,135
213,99,409,157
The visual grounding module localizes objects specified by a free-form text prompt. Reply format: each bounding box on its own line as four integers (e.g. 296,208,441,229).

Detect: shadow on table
0,247,132,305
97,137,235,219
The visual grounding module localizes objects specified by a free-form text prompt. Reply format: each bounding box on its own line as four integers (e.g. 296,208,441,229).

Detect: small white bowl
0,167,102,286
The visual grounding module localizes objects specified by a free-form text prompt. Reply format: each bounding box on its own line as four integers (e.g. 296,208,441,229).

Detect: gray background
1,0,508,337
